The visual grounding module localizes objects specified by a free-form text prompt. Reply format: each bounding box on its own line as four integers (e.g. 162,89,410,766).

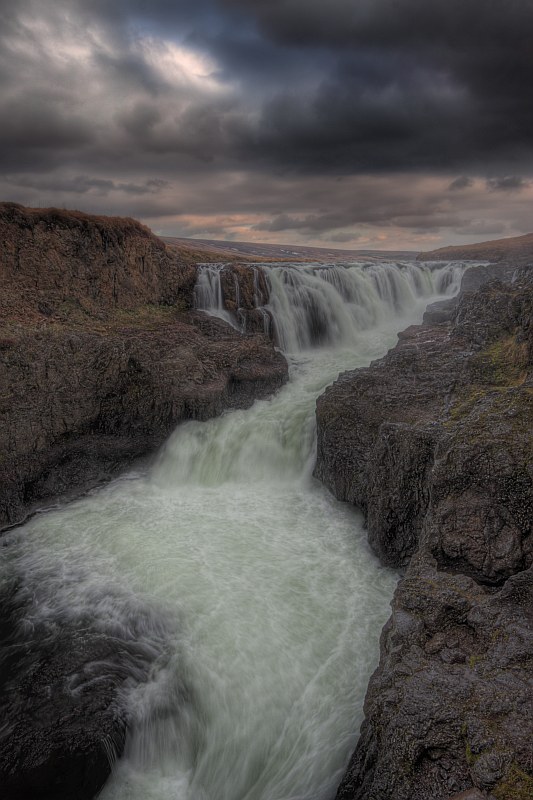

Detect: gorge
1,204,532,800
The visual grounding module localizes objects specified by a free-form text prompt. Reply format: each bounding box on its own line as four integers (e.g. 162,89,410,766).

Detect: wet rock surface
315,265,533,799
0,576,177,800
219,262,274,335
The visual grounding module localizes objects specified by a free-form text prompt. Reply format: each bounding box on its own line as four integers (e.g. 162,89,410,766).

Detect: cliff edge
315,267,533,799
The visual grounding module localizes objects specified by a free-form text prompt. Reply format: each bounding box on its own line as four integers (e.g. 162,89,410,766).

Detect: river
1,260,463,800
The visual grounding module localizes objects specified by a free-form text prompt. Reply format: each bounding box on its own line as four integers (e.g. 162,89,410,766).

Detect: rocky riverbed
315,266,533,799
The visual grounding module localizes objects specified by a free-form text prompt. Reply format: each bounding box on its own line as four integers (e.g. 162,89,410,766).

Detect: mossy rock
493,764,533,800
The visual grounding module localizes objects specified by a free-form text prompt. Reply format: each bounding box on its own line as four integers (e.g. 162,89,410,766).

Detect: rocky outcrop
336,559,533,800
0,578,175,800
0,314,287,528
0,202,198,321
422,264,531,326
0,204,288,529
315,268,533,799
219,264,273,334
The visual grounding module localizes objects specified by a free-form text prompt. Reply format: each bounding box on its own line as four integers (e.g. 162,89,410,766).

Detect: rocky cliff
0,203,287,529
315,267,533,799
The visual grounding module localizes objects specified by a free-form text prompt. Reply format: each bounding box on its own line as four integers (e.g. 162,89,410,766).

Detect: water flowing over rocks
195,259,464,351
0,576,180,800
315,266,533,799
2,208,504,800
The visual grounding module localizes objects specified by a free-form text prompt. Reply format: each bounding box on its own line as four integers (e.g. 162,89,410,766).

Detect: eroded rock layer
315,270,533,799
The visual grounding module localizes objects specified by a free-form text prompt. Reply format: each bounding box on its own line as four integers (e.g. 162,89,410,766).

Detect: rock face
0,581,164,800
0,563,187,800
0,204,288,529
0,202,197,320
219,262,272,333
315,268,533,799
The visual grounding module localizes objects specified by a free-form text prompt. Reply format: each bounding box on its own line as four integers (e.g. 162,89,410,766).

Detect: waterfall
253,267,265,306
194,264,241,330
2,259,467,800
196,260,463,351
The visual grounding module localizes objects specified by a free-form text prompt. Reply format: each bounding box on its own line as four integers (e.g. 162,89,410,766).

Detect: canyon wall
315,268,533,799
0,202,287,527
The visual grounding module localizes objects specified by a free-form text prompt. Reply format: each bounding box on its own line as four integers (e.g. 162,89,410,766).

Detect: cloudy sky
1,0,532,250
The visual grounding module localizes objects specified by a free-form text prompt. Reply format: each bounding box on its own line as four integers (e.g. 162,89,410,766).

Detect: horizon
1,2,532,250
2,198,529,254
162,228,532,254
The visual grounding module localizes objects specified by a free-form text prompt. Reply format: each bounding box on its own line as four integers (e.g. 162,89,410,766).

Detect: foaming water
195,259,464,349
1,261,464,800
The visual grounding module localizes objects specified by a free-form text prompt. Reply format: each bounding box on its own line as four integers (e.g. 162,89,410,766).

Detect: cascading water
194,264,241,330
1,260,465,800
195,260,463,347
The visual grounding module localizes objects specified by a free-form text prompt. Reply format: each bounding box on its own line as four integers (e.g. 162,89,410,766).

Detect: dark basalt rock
423,297,458,325
315,265,533,799
0,576,175,800
316,276,533,578
215,264,274,336
336,560,533,800
0,315,287,530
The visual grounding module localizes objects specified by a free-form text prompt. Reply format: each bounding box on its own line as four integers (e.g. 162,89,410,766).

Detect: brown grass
421,232,533,262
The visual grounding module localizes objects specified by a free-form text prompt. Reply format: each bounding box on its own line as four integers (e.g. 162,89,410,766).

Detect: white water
194,264,241,330
1,261,464,800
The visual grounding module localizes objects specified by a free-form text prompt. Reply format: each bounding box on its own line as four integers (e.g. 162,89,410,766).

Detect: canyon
1,203,532,800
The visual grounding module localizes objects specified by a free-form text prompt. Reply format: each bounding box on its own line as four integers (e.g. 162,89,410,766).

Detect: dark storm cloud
486,176,530,192
5,174,169,196
0,0,532,246
216,0,533,174
448,176,474,191
222,0,531,48
3,0,531,174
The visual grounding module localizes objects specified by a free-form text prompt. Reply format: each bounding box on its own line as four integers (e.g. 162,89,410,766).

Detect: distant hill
162,236,418,263
420,232,533,263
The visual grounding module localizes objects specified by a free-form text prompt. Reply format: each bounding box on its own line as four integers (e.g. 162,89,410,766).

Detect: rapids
1,260,465,800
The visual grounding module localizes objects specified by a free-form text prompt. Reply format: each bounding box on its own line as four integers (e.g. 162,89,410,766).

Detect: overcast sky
1,0,532,250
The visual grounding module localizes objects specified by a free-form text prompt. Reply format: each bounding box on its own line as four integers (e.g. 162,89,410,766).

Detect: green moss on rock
493,763,533,800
